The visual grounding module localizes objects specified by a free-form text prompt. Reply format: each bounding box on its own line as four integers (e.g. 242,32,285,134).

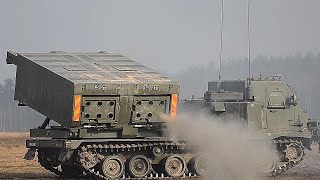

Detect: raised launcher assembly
6,51,204,179
203,75,312,176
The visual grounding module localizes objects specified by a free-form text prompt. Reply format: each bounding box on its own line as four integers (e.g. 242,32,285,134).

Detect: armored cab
7,51,202,179
203,76,312,175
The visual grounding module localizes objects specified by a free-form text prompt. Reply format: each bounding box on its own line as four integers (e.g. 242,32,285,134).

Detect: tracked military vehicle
202,76,312,175
7,51,203,179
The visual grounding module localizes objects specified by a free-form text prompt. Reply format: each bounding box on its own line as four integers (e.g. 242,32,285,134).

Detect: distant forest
1,53,320,131
0,79,43,131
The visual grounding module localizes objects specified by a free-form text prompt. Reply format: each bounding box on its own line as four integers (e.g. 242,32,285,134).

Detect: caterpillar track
37,138,306,179
269,139,305,176
38,141,204,180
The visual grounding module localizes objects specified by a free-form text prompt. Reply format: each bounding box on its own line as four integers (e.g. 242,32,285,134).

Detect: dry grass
0,132,55,179
0,132,29,138
0,132,28,145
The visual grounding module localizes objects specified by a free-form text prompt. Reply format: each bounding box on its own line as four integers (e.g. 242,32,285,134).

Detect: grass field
0,132,55,179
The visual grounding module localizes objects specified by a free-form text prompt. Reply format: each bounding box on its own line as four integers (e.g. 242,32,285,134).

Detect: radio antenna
246,0,254,100
218,0,224,81
247,0,251,85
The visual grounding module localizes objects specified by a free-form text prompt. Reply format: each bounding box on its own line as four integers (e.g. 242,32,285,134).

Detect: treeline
0,79,44,131
174,52,320,118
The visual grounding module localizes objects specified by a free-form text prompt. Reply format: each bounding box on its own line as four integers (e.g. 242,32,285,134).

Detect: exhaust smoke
162,112,277,180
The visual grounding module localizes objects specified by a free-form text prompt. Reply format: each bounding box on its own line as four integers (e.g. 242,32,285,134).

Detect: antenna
218,0,224,81
246,0,253,100
247,0,251,85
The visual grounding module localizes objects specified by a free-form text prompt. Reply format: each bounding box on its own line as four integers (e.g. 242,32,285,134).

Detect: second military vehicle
183,75,312,176
7,51,203,179
206,76,312,175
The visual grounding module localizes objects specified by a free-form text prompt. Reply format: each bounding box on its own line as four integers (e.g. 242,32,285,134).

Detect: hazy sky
0,0,319,82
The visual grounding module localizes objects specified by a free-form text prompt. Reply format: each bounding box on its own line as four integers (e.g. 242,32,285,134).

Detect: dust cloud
163,112,277,180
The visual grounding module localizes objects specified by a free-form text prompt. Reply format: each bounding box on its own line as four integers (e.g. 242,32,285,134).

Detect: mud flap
24,148,36,160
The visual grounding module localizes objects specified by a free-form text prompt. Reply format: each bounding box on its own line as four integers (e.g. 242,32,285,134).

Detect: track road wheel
258,158,277,175
128,155,151,178
163,154,186,177
152,145,164,157
189,156,206,176
61,164,83,178
100,156,124,179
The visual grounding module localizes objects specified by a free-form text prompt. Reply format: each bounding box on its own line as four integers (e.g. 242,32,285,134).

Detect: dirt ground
0,132,319,180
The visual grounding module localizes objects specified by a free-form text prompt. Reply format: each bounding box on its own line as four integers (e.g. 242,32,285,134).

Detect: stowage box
6,51,179,128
